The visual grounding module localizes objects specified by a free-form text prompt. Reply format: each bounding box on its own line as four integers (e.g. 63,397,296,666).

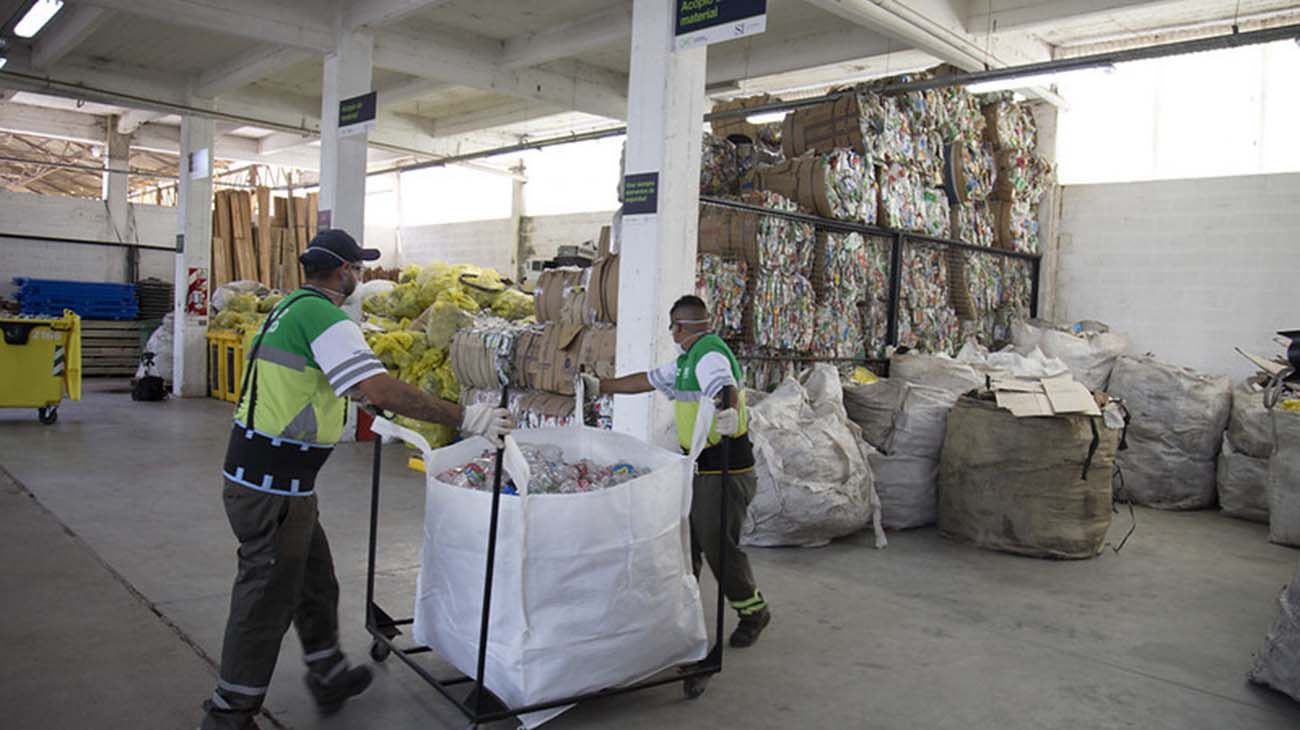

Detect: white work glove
461,404,515,448
715,408,740,437
579,373,602,401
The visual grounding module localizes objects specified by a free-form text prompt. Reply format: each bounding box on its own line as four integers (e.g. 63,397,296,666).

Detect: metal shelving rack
698,194,1041,374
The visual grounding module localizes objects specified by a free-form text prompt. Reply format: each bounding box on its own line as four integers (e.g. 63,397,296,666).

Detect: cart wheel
369,639,391,663
38,407,57,425
682,675,709,700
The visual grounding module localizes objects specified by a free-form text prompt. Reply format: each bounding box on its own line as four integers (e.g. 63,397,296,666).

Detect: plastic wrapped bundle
994,260,1034,344
912,130,946,187
877,163,923,232
944,140,998,204
741,354,801,393
949,251,1003,345
701,132,740,197
695,254,748,339
935,86,985,143
755,191,815,276
861,237,893,359
981,94,1038,151
994,198,1039,254
994,150,1052,204
750,272,816,352
920,189,951,238
449,317,527,390
813,296,865,359
897,244,961,355
823,148,876,223
951,201,995,248
859,93,913,165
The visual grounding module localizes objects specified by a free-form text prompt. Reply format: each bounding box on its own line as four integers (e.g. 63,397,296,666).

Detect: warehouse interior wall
0,190,177,297
398,210,614,282
1053,172,1299,380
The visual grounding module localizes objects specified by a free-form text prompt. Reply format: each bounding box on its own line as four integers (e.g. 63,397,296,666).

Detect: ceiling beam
376,77,453,108
965,0,1175,34
116,109,167,135
798,0,1059,102
373,30,628,120
500,2,633,69
0,103,107,144
195,46,316,98
31,6,111,70
78,0,333,50
412,100,566,138
345,0,453,30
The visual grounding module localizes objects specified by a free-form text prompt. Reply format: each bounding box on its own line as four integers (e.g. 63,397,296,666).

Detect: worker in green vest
201,230,514,730
582,294,771,648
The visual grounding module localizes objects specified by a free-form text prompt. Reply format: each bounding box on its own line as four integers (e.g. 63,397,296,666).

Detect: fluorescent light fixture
14,0,64,39
745,110,787,125
966,64,1115,94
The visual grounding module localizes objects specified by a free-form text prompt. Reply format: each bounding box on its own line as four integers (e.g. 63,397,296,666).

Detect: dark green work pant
201,481,343,730
690,471,763,614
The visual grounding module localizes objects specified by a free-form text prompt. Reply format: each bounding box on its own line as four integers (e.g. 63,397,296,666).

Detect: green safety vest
233,289,348,445
673,333,749,452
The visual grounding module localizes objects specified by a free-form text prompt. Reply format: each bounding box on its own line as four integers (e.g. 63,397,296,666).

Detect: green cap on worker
299,229,381,270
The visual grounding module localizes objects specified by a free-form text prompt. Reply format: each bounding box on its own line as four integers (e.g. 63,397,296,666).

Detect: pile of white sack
1270,408,1300,547
141,313,174,384
1011,319,1129,392
1107,355,1231,509
1250,557,1300,703
742,364,886,548
1218,380,1273,523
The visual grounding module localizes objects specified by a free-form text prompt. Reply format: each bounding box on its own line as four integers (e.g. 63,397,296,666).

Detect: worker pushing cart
201,229,513,730
583,294,772,647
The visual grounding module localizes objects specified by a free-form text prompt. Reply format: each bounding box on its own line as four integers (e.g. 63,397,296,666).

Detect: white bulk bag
741,365,886,549
1107,355,1231,510
1249,557,1300,702
371,416,709,728
1217,434,1270,524
889,351,981,395
1269,409,1300,548
1011,320,1129,392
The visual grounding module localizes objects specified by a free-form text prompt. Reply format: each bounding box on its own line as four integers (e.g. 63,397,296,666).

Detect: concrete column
102,118,133,281
613,0,708,442
173,114,214,397
509,160,526,281
318,29,374,237
1031,102,1061,321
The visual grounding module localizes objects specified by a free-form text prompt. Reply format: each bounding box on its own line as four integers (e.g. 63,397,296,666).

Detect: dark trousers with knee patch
201,481,342,729
690,471,765,616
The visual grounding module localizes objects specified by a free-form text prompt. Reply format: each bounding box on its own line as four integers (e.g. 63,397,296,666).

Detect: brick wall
1054,173,1299,379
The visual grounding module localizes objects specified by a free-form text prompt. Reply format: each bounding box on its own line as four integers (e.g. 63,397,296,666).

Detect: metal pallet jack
362,388,731,727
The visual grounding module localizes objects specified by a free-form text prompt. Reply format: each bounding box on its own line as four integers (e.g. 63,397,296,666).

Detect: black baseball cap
299,229,380,269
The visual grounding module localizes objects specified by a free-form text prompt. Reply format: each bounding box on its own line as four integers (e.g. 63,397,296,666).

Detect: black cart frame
362,427,731,728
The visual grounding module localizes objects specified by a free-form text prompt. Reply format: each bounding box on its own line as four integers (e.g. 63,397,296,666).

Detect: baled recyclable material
897,245,962,355
534,268,585,323
695,254,748,339
700,132,740,197
993,198,1039,254
754,191,815,276
982,94,1038,151
942,140,997,204
950,201,995,248
750,271,816,352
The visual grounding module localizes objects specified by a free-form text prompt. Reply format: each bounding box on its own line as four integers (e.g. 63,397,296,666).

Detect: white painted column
102,118,132,281
509,160,526,281
614,0,707,442
172,114,214,397
318,30,374,237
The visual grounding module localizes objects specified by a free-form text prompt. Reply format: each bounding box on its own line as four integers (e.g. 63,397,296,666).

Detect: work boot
729,606,771,648
305,663,373,715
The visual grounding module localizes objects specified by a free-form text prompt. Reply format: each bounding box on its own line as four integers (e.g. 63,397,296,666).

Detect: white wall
398,210,614,278
1054,173,1299,380
0,190,177,297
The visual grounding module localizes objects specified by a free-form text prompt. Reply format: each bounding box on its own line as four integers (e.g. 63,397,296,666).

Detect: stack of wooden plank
81,320,141,377
211,187,318,292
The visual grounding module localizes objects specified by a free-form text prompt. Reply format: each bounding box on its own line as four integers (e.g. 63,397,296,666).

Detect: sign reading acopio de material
675,0,766,50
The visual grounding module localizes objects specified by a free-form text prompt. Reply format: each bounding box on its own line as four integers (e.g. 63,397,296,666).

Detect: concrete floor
2,381,1299,730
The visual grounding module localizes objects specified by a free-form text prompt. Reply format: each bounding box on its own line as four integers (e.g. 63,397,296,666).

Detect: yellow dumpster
0,310,82,424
